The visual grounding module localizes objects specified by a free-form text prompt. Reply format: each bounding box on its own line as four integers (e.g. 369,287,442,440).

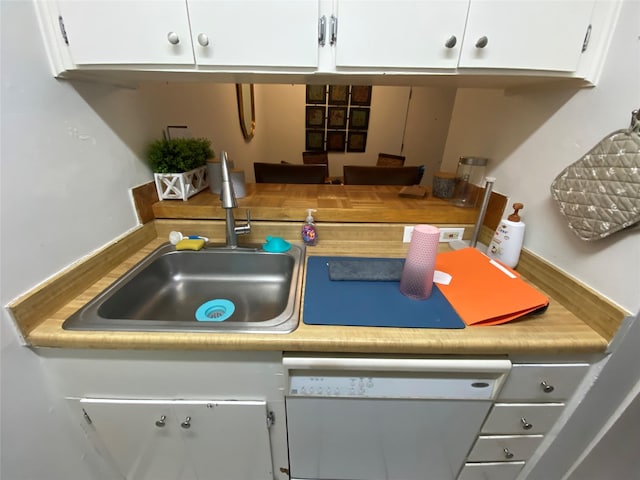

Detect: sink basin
63,242,305,334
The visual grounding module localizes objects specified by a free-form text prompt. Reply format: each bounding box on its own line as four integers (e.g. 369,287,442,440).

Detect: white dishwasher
284,354,511,480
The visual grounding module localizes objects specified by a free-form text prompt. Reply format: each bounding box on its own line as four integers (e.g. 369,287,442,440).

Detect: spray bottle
487,203,525,268
301,209,318,246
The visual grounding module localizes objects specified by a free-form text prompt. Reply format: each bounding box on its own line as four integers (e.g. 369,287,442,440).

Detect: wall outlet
439,228,464,242
403,226,414,243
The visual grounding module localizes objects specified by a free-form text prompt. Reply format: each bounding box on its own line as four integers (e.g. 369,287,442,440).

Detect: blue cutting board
303,256,465,329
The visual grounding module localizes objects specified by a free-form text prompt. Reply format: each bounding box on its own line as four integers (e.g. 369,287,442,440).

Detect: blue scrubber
263,236,291,253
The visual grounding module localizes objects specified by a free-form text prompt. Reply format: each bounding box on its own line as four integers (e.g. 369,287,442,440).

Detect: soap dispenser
487,203,525,268
301,209,318,246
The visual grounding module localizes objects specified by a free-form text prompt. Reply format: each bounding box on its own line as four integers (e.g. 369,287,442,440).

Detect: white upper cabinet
188,0,320,68
335,0,470,69
56,0,195,65
459,1,595,71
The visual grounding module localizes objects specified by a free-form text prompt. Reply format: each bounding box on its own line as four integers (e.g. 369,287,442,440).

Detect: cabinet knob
197,33,210,47
503,448,514,459
181,416,192,429
521,417,533,430
155,415,167,428
540,381,555,393
444,35,457,49
475,36,488,49
167,32,180,45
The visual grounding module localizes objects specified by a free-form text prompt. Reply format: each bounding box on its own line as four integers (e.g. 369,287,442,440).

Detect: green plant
147,137,214,174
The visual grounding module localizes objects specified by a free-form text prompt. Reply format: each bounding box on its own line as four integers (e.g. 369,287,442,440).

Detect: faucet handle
235,209,251,236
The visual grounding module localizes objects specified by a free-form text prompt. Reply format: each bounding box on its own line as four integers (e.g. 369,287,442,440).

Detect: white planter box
154,166,208,201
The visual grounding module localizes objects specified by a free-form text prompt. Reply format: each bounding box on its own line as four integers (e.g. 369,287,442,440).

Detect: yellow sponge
175,238,206,251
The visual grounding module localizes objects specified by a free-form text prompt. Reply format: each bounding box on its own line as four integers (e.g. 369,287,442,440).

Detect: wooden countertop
151,184,506,228
15,222,613,356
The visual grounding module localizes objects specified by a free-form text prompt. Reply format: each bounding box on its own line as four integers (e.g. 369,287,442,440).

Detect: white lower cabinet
70,398,274,480
457,461,525,480
467,435,544,462
459,362,589,479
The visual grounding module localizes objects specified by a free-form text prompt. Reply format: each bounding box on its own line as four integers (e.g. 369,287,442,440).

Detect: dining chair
376,153,406,167
254,162,327,184
302,151,329,178
342,165,423,185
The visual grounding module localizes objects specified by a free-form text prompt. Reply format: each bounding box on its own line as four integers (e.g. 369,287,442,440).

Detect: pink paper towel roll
400,224,440,300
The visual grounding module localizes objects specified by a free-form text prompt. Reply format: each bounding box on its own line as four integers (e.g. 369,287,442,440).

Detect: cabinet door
481,403,565,435
458,461,525,480
335,0,469,69
77,398,196,480
175,400,274,480
467,435,544,462
459,0,594,71
498,363,589,401
188,0,320,67
57,0,195,65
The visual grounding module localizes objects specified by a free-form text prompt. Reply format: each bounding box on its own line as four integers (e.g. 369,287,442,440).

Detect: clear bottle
301,209,318,246
487,203,526,268
449,157,488,208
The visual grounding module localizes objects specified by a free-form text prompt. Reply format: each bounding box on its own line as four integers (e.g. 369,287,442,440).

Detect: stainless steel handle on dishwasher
181,416,191,429
521,417,533,430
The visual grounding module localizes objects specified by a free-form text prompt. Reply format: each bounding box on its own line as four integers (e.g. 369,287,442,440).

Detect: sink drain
195,299,235,322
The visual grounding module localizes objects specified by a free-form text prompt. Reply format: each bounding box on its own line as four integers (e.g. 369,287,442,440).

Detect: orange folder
434,247,549,326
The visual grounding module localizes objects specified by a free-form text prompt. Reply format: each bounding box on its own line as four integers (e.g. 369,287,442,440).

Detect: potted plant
148,137,214,201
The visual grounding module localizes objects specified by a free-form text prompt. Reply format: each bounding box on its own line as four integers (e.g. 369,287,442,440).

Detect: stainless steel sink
63,242,305,334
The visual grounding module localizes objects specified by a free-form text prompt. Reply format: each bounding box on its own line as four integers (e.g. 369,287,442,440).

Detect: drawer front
498,363,589,401
467,435,544,462
457,461,525,480
482,403,564,435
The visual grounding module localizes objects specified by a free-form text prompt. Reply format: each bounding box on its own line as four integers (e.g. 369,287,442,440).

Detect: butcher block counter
12,211,625,355
150,183,506,227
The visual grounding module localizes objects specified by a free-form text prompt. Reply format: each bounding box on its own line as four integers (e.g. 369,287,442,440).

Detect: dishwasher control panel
287,373,500,400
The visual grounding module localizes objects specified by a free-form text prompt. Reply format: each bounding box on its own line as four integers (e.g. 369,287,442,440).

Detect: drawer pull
155,415,166,428
181,416,192,429
521,417,533,430
503,447,514,459
540,381,555,393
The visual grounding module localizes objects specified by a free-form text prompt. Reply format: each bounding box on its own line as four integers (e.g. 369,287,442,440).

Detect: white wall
441,1,640,313
1,2,154,479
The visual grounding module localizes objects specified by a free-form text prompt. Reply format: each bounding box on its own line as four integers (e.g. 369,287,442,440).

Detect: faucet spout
219,151,250,248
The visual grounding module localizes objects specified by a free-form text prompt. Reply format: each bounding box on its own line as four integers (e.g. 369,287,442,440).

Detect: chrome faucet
219,151,250,248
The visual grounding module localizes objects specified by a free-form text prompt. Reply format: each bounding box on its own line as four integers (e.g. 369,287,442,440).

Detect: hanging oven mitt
550,110,640,241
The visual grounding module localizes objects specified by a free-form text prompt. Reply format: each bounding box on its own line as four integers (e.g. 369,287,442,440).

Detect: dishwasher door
284,355,511,480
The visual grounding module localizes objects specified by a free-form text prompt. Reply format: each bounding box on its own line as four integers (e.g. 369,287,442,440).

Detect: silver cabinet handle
475,36,488,48
155,415,166,428
197,33,209,47
181,416,192,429
521,417,533,430
318,15,326,46
167,31,180,45
541,381,555,393
330,15,338,45
444,35,457,48
503,448,514,459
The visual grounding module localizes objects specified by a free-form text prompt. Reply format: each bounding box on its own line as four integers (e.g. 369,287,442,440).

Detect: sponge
175,238,206,251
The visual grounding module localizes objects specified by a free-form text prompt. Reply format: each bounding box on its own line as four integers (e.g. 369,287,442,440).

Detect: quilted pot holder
550,110,640,241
